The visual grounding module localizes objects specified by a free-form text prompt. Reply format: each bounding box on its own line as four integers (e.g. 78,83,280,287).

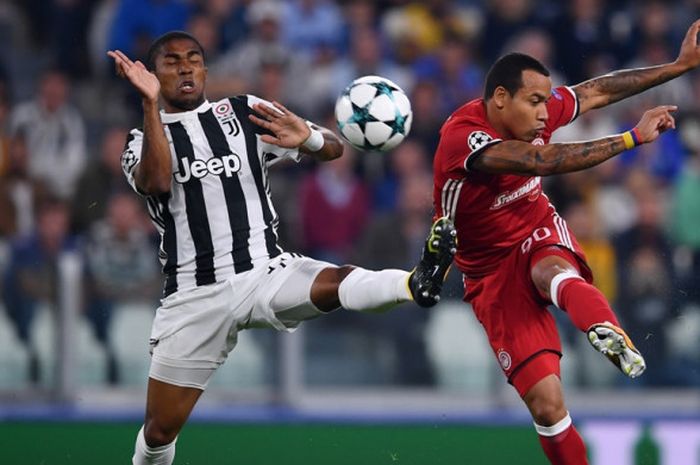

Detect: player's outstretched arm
107,50,172,195
572,19,700,115
472,105,676,176
249,101,343,161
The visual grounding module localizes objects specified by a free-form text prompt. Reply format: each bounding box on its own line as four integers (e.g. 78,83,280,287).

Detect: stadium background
0,0,699,464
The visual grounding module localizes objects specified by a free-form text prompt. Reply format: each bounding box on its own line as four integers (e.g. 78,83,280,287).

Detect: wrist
622,127,643,149
671,59,693,75
142,97,159,108
302,128,324,152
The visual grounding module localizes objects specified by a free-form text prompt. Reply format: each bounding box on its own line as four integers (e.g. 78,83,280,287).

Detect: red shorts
463,213,592,397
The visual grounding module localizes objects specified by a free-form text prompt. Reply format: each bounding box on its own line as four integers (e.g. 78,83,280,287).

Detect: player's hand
675,19,700,71
634,105,677,144
107,50,160,103
248,101,311,148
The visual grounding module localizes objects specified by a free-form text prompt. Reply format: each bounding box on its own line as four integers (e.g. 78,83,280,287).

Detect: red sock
554,275,619,332
537,421,589,465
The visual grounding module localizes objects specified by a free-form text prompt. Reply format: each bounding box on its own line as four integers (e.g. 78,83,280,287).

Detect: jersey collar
160,100,212,123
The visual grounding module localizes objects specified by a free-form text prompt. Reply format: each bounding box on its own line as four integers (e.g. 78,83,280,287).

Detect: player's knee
531,259,577,301
336,265,356,282
528,396,566,426
144,420,178,447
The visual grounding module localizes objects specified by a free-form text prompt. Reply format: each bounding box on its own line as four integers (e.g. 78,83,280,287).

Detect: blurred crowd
1,0,700,389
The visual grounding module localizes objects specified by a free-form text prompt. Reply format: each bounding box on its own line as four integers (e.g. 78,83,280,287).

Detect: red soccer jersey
433,86,579,277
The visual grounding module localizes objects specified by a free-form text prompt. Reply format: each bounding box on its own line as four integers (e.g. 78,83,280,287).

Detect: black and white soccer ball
334,75,412,152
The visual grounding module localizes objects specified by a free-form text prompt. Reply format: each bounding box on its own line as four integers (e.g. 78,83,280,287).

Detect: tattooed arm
471,106,677,176
573,19,700,115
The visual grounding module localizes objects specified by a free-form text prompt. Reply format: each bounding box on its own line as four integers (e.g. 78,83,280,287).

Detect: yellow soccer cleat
587,321,646,378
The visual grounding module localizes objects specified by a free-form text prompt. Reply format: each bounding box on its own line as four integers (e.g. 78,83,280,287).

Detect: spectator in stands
208,0,309,102
281,0,345,59
479,0,543,64
108,0,192,62
299,147,369,264
351,172,436,385
614,174,677,386
550,0,622,83
329,26,413,99
373,139,432,212
71,126,132,234
0,78,10,178
412,32,483,116
0,132,50,241
671,122,700,306
84,192,160,384
194,0,249,54
408,80,445,153
9,67,87,200
48,0,94,78
2,200,76,383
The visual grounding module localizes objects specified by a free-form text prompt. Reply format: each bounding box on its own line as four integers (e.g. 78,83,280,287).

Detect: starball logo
174,154,242,183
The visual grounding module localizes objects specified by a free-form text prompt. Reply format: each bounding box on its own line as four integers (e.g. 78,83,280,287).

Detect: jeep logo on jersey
174,154,241,183
468,131,493,152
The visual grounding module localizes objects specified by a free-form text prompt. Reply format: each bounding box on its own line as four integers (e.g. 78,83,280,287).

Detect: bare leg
524,375,588,465
309,266,355,311
132,378,203,465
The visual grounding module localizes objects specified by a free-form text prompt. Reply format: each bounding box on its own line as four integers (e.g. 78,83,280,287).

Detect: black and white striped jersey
121,95,301,297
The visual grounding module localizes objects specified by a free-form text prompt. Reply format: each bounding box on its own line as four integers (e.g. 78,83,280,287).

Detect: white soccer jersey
121,95,301,297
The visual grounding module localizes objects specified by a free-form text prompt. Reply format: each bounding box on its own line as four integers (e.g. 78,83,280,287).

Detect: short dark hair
484,53,550,100
146,31,205,70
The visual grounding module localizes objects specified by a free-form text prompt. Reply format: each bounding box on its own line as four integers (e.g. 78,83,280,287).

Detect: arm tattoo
576,65,680,108
476,137,626,176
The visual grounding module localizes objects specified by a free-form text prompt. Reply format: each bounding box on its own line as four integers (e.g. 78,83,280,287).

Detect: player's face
154,38,207,112
503,70,551,142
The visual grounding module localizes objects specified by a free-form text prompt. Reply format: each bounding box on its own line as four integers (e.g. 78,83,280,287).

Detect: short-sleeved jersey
433,86,579,277
122,95,301,297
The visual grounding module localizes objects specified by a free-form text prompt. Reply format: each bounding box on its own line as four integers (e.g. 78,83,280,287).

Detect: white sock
132,425,177,465
534,411,573,437
338,268,411,313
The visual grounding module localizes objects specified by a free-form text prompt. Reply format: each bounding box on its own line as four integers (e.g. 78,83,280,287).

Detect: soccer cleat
587,322,646,378
407,216,457,307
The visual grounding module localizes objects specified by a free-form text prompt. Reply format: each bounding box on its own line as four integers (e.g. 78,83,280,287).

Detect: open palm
676,19,700,70
107,50,160,101
248,101,311,148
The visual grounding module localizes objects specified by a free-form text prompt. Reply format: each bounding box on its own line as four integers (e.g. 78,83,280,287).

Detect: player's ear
493,86,507,109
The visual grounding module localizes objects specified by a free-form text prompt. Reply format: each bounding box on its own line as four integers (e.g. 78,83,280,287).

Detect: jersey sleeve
245,94,302,166
441,119,502,173
121,128,147,196
545,86,580,132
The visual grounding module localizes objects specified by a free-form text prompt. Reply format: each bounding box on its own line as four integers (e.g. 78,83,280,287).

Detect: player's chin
171,94,205,111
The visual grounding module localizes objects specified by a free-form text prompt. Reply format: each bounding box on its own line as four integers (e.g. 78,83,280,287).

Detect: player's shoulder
125,126,144,143
445,98,491,129
222,94,273,114
550,85,576,100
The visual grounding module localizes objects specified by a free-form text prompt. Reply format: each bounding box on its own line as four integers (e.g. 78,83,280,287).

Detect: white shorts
148,252,333,389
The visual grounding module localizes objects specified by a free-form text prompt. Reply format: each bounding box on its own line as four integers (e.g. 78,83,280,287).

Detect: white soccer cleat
587,322,646,378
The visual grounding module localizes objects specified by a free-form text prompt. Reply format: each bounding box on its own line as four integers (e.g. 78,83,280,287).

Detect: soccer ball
334,75,412,151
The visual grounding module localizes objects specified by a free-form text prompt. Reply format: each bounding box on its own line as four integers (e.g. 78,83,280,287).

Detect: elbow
316,141,344,162
327,144,344,161
137,175,171,196
147,179,172,196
